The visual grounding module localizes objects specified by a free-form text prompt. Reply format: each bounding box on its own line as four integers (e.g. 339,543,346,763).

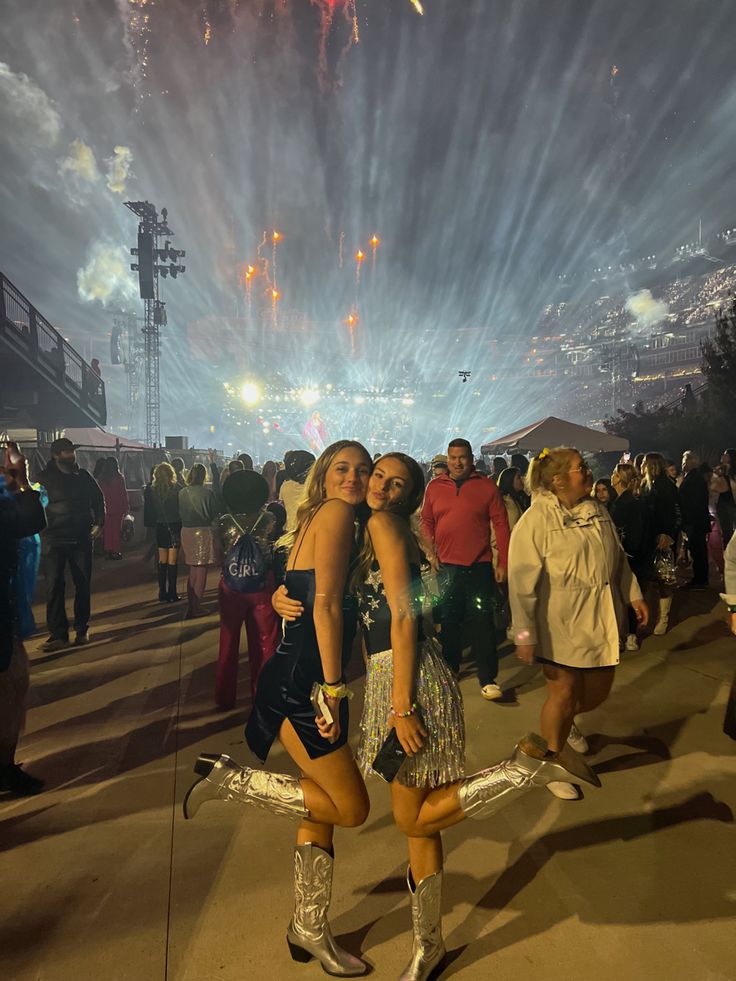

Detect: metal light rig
124,200,186,445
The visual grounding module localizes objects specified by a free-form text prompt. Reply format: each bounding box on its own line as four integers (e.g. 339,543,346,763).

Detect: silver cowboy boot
458,732,601,820
286,843,368,977
183,753,309,821
399,867,446,981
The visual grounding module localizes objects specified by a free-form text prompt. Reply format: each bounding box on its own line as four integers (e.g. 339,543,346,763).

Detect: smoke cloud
77,241,137,305
0,61,61,146
625,289,670,328
59,138,99,183
106,145,133,194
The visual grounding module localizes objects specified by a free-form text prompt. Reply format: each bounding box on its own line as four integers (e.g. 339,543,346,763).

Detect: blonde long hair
612,462,640,495
277,440,371,552
152,462,177,506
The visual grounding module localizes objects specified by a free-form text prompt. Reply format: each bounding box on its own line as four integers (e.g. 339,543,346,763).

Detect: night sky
2,0,735,448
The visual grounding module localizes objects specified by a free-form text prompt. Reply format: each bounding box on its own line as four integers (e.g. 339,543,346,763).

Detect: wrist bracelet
321,682,352,700
323,676,344,686
391,702,418,718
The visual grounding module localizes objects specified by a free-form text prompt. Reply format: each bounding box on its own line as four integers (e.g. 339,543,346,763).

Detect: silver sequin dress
356,563,465,787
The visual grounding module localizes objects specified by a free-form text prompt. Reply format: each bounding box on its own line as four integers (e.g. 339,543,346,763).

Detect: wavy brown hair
641,452,666,490
351,452,425,593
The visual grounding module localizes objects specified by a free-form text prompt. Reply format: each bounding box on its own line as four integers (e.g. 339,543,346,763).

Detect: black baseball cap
50,437,80,455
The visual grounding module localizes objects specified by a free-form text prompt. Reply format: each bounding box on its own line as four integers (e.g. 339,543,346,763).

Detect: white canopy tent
481,416,629,456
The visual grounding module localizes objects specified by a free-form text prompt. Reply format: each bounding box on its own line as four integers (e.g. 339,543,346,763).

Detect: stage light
241,381,261,405
299,388,320,406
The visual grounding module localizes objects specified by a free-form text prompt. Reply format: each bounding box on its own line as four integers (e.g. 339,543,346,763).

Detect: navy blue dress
245,568,358,762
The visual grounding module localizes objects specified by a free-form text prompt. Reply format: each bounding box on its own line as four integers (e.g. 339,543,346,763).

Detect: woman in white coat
509,446,649,799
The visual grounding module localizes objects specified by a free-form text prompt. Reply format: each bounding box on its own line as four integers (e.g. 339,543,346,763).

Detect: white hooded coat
508,492,642,668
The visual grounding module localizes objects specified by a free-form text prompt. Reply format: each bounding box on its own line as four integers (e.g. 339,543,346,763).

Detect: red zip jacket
420,470,510,568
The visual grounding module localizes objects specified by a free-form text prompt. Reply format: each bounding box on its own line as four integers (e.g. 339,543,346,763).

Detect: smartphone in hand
371,729,408,783
310,682,334,725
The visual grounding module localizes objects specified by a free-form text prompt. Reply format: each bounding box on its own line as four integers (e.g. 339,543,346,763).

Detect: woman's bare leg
576,666,615,714
279,719,370,849
540,663,583,751
392,780,466,842
391,783,445,880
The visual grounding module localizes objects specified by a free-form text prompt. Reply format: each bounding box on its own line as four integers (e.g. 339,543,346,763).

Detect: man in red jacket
420,438,510,699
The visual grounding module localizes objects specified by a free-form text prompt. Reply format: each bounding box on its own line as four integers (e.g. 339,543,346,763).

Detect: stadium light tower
124,200,186,445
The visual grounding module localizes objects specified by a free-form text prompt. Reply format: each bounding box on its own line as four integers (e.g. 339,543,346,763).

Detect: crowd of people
1,431,735,977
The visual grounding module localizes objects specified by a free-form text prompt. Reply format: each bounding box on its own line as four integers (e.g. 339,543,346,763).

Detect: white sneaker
567,723,589,754
625,633,639,652
547,781,581,800
481,683,503,701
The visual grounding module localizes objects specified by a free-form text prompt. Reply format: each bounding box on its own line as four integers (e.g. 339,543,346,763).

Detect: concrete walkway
2,551,734,981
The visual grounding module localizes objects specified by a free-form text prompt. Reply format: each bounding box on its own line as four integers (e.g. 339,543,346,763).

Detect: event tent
480,416,629,456
62,427,150,451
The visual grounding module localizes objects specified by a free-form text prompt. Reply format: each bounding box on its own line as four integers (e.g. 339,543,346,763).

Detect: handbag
121,513,135,543
651,546,677,587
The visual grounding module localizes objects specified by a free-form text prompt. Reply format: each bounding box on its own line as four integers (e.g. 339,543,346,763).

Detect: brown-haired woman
509,447,649,800
183,440,373,977
640,452,681,635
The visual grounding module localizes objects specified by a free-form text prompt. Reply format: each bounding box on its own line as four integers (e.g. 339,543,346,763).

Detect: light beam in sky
3,0,736,454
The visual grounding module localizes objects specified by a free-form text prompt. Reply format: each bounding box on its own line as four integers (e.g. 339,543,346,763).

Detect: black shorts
155,522,182,549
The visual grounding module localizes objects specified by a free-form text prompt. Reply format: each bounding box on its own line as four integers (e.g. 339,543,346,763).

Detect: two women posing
183,441,599,979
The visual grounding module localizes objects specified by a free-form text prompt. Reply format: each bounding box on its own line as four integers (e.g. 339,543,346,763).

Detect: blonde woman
509,447,649,800
183,441,372,978
610,463,647,651
144,462,182,602
640,452,681,635
179,463,222,618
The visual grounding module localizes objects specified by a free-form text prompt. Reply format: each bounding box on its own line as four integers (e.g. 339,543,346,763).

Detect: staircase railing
0,271,106,424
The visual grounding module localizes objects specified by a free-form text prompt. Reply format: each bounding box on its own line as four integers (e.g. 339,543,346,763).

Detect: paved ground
2,549,735,981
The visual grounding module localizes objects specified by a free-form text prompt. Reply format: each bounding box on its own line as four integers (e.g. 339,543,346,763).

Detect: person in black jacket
611,463,647,650
678,451,711,589
0,442,46,794
144,462,182,602
640,452,681,635
38,438,104,652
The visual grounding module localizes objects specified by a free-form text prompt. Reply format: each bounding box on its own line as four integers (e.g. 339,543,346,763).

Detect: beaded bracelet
391,702,418,718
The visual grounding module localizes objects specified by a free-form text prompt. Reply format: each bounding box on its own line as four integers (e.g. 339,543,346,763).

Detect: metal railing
0,271,106,423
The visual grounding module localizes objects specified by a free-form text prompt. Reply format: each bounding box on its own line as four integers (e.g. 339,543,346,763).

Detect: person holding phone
0,443,46,794
183,441,373,978
274,452,601,980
